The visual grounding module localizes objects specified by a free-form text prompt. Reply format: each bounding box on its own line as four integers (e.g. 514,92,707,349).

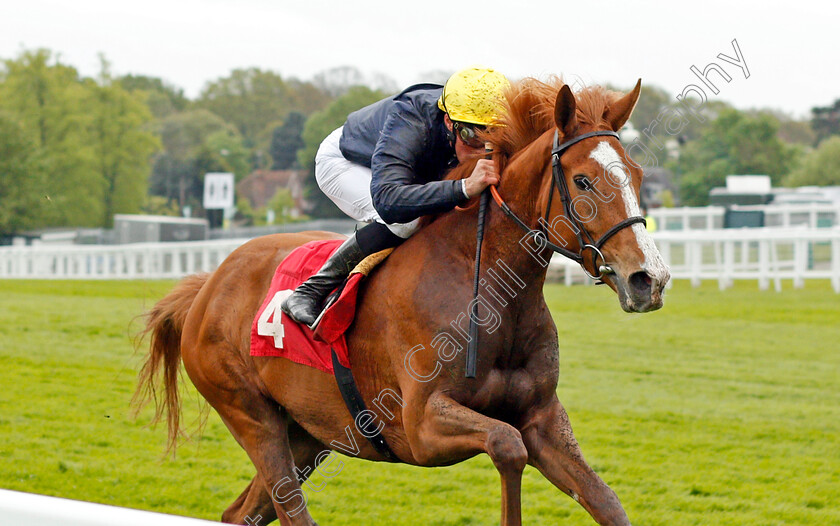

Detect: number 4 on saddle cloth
250,238,399,460
250,239,392,374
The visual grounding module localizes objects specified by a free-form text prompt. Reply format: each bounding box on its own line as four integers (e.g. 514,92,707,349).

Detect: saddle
250,239,397,460
250,240,391,370
313,247,394,344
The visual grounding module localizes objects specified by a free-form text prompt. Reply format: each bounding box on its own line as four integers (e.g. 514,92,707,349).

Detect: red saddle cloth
249,239,366,373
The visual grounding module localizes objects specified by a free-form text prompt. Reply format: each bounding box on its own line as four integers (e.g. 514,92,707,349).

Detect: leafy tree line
625,83,840,205
670,109,801,205
3,48,839,237
0,50,391,235
0,50,158,234
116,65,398,221
672,103,840,205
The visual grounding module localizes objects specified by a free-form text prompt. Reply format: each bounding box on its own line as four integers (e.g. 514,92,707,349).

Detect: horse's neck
426,134,555,301
478,133,554,275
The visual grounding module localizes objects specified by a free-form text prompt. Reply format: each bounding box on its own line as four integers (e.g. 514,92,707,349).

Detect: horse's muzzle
616,268,669,313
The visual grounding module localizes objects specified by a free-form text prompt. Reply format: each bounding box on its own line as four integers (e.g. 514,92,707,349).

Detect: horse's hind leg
222,474,275,525
520,396,630,526
223,422,326,525
199,384,318,526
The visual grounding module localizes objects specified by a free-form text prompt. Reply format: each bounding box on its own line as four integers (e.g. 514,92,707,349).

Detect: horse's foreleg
521,396,630,526
405,392,527,526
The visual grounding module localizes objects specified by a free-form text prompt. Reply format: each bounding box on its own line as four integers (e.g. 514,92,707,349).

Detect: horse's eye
573,175,592,191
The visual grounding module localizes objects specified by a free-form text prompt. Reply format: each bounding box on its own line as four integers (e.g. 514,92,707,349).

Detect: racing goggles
452,121,486,148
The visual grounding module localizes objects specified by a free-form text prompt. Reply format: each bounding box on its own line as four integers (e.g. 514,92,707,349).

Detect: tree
118,74,189,119
235,195,259,226
197,68,329,151
312,66,365,97
195,130,250,226
142,195,180,216
0,112,48,236
198,68,290,147
777,118,817,146
313,66,397,98
0,50,159,228
754,109,817,147
785,136,840,186
367,72,398,95
628,84,671,135
676,109,800,205
270,111,305,169
286,79,332,116
149,109,237,211
298,86,385,217
235,189,305,226
0,49,102,226
87,60,160,226
265,187,299,223
811,99,840,145
198,130,251,181
612,82,731,164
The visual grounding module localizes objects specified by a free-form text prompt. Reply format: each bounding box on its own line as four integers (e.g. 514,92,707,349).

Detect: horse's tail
132,273,209,455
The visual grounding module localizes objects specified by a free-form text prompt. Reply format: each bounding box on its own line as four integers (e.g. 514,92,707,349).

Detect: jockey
282,67,510,328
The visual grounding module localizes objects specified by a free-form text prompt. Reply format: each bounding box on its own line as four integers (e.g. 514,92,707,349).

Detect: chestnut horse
135,78,669,526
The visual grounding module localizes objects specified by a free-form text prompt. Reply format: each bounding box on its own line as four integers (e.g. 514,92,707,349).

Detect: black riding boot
281,234,366,328
281,222,405,328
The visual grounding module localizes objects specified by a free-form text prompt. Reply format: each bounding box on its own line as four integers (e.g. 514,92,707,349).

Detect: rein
464,130,645,378
466,146,492,379
491,130,646,280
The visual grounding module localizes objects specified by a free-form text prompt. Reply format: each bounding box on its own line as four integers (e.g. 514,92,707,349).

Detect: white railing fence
0,238,248,280
652,227,840,292
648,204,840,231
546,226,840,293
0,489,220,526
1,229,839,293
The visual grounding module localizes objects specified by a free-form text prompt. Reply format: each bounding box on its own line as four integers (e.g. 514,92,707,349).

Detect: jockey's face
444,114,486,163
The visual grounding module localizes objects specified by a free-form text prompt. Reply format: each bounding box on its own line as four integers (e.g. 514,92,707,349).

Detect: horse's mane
431,79,625,226
488,77,624,157
444,77,625,184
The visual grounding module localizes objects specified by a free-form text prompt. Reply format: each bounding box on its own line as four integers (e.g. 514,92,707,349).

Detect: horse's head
541,80,670,312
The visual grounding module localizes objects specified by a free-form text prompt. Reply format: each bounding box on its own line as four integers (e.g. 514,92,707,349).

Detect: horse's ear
554,85,578,137
604,79,642,131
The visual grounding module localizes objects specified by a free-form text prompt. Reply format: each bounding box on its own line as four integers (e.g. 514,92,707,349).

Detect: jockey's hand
463,159,500,198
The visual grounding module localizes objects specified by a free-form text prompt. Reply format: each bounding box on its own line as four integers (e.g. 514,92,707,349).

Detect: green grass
0,279,838,525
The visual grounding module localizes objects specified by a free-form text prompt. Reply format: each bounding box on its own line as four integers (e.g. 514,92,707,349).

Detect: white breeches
315,127,421,239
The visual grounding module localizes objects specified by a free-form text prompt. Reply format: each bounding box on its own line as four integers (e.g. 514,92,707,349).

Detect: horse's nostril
628,271,652,296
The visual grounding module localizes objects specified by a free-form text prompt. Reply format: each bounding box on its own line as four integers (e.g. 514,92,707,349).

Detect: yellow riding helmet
437,67,510,126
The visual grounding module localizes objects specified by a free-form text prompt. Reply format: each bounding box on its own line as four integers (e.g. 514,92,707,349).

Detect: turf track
0,279,837,525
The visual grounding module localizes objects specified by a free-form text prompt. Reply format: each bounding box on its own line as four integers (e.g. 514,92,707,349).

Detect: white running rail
652,226,840,292
648,204,839,231
0,489,223,526
1,229,838,292
0,239,248,280
551,226,840,293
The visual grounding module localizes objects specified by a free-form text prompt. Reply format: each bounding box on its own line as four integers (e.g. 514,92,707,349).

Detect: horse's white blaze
588,141,669,284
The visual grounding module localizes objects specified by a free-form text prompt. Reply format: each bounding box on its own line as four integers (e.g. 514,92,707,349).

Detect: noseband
491,130,646,282
466,129,646,378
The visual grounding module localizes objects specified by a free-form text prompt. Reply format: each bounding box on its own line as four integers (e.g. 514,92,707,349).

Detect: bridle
489,130,647,282
464,128,646,377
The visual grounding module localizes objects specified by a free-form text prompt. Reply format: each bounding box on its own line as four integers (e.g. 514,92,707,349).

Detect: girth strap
330,348,398,461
